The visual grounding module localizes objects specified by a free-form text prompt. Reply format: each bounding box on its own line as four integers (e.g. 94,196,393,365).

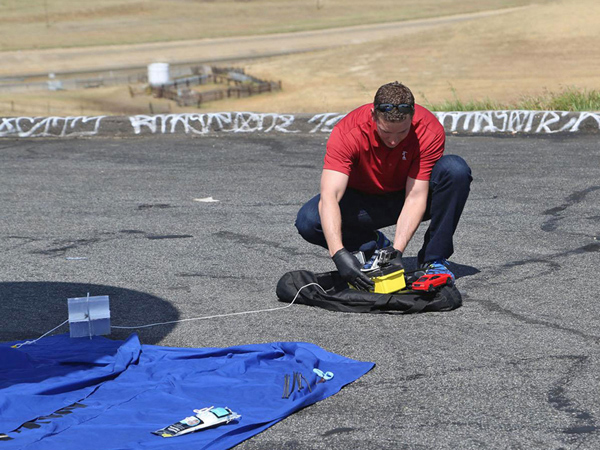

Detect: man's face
373,114,412,148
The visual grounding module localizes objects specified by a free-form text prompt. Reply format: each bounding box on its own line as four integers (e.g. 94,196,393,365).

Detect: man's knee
295,197,323,245
294,211,315,241
434,154,472,187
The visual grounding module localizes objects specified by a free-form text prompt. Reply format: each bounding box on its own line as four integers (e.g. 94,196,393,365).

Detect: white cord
9,283,326,345
11,319,69,349
111,282,326,330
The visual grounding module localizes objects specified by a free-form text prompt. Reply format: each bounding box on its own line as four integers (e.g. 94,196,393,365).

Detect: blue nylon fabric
0,334,374,449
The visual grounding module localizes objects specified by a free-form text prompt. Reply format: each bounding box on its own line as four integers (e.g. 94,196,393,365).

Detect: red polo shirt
324,103,445,194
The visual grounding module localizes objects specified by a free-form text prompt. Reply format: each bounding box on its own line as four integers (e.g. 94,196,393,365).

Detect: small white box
68,295,111,338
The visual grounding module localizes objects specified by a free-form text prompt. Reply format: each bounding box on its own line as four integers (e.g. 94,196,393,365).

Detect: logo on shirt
402,151,407,161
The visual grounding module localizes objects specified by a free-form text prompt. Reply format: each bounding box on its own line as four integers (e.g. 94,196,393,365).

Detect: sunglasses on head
374,103,414,113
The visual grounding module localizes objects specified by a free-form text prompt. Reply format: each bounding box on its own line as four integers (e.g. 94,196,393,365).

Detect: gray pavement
1,132,599,449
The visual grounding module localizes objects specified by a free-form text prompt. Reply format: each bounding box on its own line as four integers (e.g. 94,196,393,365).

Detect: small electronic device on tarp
152,406,241,438
67,294,111,338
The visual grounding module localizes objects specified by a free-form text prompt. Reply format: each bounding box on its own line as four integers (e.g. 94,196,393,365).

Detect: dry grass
0,86,184,117
0,0,543,51
224,0,600,112
1,0,598,115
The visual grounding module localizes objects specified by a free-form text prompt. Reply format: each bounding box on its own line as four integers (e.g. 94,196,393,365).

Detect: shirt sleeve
323,125,356,176
408,122,445,181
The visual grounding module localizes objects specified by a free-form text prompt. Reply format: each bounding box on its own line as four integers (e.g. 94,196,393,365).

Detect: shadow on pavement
0,282,178,345
402,257,480,280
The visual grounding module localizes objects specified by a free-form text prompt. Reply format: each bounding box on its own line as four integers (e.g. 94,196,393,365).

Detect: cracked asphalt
1,132,599,449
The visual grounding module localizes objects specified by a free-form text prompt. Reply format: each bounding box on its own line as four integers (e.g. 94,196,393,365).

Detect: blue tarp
0,334,374,449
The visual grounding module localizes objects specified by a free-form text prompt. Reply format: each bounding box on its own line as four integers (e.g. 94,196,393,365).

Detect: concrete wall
1,111,599,138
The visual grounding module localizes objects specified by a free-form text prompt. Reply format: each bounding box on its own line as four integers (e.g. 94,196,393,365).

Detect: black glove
380,246,404,269
332,248,375,292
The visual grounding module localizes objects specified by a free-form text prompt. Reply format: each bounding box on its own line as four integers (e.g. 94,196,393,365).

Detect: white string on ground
11,319,69,348
9,283,326,344
111,282,326,330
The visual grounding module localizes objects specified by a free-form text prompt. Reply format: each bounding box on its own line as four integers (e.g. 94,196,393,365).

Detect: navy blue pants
295,154,472,264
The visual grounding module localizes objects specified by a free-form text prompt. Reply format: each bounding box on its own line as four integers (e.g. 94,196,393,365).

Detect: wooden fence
150,66,282,107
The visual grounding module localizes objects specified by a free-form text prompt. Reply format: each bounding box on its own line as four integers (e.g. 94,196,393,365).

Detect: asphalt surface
1,133,599,449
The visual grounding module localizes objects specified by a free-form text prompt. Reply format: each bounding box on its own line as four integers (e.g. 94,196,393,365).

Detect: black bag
276,270,461,314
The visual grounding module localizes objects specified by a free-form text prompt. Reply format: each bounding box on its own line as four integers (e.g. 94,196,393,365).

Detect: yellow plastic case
370,267,406,294
348,264,407,294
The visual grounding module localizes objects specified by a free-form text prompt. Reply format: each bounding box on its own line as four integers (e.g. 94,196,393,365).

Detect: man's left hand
381,246,404,269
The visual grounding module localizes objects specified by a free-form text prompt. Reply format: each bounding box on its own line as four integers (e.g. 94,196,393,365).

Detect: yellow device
350,248,407,294
368,265,406,294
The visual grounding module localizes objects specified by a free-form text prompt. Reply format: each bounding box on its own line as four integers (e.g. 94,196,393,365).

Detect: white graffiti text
0,116,106,138
434,110,600,134
128,113,299,135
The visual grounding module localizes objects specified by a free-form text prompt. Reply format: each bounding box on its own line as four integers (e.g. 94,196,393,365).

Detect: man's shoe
362,232,392,271
375,231,391,249
423,259,455,281
362,249,381,271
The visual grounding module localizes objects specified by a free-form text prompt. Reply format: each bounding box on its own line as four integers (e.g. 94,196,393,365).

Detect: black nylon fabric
276,270,462,314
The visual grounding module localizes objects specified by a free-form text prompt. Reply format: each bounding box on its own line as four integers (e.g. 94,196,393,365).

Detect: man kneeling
295,82,472,291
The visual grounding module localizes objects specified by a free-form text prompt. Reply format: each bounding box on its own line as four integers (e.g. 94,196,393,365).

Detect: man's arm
318,169,349,257
393,176,429,253
319,169,374,291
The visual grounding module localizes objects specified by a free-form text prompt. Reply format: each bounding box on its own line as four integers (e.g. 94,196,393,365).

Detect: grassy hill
0,0,550,51
1,0,598,115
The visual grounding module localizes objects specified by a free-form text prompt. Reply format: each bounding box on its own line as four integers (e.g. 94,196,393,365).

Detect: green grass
425,86,600,111
517,87,600,111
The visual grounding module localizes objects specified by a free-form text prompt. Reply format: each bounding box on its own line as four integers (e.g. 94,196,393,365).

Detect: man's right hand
332,248,375,292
